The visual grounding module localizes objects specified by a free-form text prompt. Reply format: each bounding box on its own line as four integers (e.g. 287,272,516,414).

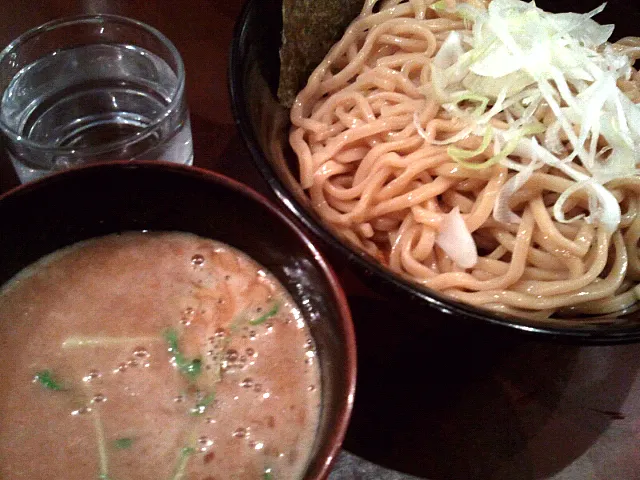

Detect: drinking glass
0,14,193,183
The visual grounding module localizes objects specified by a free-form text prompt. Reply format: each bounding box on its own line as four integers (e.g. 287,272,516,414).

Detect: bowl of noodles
229,0,640,343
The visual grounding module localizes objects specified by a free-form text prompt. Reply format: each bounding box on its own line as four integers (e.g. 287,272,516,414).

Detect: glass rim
0,13,186,155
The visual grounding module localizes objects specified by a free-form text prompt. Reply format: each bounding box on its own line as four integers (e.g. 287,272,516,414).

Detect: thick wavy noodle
290,0,640,321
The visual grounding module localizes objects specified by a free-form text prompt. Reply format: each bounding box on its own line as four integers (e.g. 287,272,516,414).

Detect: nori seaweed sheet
278,0,364,107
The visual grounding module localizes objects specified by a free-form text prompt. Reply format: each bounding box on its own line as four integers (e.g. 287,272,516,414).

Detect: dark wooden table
2,2,640,479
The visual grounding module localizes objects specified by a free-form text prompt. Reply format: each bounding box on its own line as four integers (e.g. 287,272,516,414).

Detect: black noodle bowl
229,0,640,343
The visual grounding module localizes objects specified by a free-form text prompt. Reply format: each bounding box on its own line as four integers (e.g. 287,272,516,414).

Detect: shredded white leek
62,336,159,349
435,207,478,268
452,92,490,116
428,0,639,233
448,126,493,165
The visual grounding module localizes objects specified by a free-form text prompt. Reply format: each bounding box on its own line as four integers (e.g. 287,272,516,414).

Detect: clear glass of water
0,14,193,183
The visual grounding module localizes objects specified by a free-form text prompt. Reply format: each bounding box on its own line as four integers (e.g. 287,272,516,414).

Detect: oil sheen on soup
0,232,321,480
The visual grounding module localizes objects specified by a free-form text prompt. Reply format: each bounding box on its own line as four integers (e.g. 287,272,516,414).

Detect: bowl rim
227,0,640,345
0,160,357,480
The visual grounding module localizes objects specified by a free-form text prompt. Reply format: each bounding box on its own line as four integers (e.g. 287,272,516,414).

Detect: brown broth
0,232,321,480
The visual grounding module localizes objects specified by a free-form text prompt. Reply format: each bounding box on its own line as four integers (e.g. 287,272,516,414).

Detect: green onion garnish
169,446,197,480
190,392,216,415
34,370,66,391
180,358,201,379
263,467,274,480
181,447,196,456
447,126,493,166
164,328,180,352
249,303,280,326
163,328,202,381
453,92,490,117
113,437,134,449
451,132,520,170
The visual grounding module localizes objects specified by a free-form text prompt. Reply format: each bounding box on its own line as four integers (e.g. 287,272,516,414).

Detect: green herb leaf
168,444,197,480
164,328,202,381
191,392,216,415
179,357,201,379
113,438,134,449
263,467,274,480
164,328,180,352
34,370,66,391
249,303,280,326
181,447,196,456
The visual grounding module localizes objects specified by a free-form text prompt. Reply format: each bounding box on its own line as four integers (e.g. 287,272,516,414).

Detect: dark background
2,1,640,479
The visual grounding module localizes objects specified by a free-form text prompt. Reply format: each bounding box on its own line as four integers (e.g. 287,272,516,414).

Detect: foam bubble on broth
0,232,321,480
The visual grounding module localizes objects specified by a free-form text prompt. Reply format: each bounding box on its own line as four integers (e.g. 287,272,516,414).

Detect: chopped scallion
453,92,490,117
180,358,201,379
430,0,452,14
168,446,196,480
164,328,180,352
249,303,280,326
190,392,216,415
449,129,522,170
181,447,196,456
447,126,493,164
113,437,134,449
34,370,66,391
163,328,202,381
